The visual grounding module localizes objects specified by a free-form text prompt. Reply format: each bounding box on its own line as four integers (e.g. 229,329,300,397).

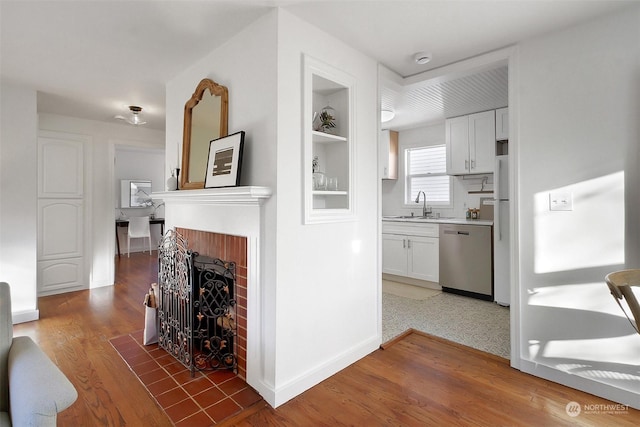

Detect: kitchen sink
384,215,460,221
384,215,435,219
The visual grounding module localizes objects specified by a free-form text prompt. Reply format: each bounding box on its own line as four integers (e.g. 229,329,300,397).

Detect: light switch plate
549,192,573,211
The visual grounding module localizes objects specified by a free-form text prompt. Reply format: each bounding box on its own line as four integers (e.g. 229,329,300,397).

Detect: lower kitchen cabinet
382,234,407,276
382,222,439,282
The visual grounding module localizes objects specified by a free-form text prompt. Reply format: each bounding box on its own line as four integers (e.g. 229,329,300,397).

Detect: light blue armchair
1,282,77,426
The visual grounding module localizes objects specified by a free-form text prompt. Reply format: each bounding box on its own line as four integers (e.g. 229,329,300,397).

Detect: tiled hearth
110,330,262,426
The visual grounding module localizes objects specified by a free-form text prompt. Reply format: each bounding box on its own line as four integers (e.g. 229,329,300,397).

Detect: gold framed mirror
180,78,229,189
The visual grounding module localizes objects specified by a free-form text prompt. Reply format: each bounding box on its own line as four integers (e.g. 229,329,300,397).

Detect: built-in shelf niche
303,54,355,224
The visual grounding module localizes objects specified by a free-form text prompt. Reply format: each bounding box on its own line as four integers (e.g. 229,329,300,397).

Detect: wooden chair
605,269,640,334
127,216,152,257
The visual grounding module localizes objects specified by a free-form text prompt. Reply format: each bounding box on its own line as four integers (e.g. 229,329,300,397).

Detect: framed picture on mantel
204,131,245,188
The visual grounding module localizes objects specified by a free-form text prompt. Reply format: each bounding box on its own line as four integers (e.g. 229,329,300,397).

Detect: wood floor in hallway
14,252,171,426
12,252,639,426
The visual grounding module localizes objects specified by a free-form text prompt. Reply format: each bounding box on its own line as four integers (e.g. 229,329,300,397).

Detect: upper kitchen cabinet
496,107,509,140
380,129,398,180
445,110,495,175
303,55,355,224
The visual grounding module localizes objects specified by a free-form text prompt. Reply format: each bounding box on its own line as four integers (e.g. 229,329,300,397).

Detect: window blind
406,145,450,205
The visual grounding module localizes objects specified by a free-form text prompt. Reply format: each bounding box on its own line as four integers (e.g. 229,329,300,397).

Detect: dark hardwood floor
223,330,640,426
14,252,172,426
13,252,639,426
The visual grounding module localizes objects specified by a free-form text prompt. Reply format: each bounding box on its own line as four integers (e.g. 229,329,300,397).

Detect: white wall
516,6,640,407
165,16,278,193
273,9,379,406
166,8,379,407
0,81,38,322
39,114,165,288
166,9,279,402
382,122,493,219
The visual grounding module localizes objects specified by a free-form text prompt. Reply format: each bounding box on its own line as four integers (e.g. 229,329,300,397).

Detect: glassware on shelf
327,177,338,191
313,172,327,190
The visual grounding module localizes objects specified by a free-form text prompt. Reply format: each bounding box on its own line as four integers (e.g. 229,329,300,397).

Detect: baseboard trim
380,329,415,350
12,309,39,324
269,336,380,408
520,359,639,410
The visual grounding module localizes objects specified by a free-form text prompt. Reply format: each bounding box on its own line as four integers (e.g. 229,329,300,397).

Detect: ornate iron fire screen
157,229,193,369
157,229,238,376
192,256,237,372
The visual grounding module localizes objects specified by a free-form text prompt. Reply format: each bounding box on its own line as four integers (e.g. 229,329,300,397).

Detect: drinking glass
328,177,338,191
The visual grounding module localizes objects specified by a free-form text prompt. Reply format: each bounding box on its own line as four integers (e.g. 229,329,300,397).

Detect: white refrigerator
494,155,510,306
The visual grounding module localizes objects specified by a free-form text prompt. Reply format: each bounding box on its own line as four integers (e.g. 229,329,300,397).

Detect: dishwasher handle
443,230,470,236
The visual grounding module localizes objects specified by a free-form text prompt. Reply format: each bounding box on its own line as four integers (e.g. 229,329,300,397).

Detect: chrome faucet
415,191,432,217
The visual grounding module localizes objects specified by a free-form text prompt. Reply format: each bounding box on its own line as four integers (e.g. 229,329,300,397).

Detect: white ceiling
1,1,634,131
382,65,509,129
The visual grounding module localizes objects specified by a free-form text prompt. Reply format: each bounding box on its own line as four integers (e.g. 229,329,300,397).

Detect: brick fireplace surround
176,228,248,379
152,186,272,399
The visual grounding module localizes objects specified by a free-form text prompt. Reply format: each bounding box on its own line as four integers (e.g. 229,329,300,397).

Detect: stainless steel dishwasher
439,223,493,300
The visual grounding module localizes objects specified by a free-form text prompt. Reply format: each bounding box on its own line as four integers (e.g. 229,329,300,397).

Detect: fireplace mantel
152,186,272,205
152,185,271,397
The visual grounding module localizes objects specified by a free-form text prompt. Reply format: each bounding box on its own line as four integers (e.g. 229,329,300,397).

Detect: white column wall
273,9,379,406
516,6,640,407
166,9,380,407
0,82,38,322
165,11,279,403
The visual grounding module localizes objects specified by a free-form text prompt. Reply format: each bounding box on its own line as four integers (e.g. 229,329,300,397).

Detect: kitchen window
405,145,451,206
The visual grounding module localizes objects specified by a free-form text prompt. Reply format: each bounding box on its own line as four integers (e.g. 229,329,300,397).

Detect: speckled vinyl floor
382,284,510,359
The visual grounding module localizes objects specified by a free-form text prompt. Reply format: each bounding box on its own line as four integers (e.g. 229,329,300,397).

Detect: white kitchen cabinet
407,235,439,281
496,107,509,140
303,54,355,224
382,233,407,276
445,110,495,175
445,116,469,175
469,111,496,174
380,129,398,180
382,222,439,282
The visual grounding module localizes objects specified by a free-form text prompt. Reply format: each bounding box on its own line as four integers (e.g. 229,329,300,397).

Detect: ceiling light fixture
115,105,147,125
414,52,432,65
381,109,395,123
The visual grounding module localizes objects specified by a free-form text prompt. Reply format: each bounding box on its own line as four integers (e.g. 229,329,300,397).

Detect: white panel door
38,137,84,198
38,199,83,260
37,132,87,296
38,258,83,295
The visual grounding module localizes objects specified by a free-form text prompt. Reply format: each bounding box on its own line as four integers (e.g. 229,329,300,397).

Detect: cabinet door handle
465,160,469,170
471,159,475,170
403,239,406,249
407,239,411,249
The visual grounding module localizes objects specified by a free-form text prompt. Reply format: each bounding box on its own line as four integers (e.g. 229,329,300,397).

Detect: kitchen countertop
382,216,493,226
